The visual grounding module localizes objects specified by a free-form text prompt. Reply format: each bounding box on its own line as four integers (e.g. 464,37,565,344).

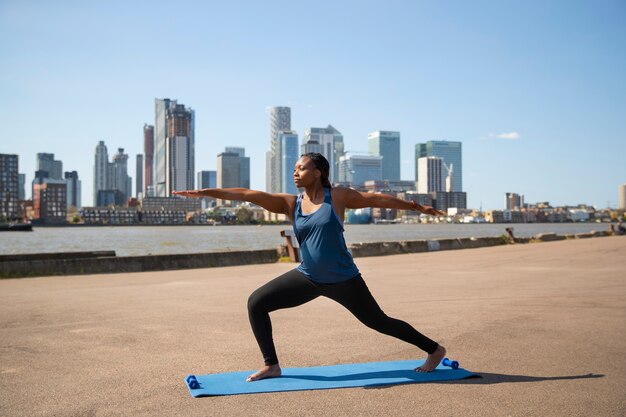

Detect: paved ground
1,237,625,417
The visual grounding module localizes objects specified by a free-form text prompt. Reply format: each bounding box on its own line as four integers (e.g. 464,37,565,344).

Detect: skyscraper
93,142,132,207
277,132,298,194
94,141,109,205
154,98,195,197
64,171,81,209
0,154,19,221
619,184,626,209
197,170,216,189
368,131,400,181
417,157,444,193
18,173,25,200
36,153,63,180
225,147,250,189
303,125,344,183
300,139,323,156
136,154,143,198
505,192,524,210
267,107,291,192
217,152,240,189
338,154,383,186
111,148,132,203
415,141,463,192
143,124,154,196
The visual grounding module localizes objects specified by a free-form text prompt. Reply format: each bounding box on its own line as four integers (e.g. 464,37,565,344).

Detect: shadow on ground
365,372,604,389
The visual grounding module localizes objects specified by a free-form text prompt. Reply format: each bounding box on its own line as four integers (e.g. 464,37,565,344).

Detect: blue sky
1,0,624,209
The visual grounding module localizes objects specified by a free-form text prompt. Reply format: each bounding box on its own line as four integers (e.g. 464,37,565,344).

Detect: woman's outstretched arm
173,188,295,217
333,187,445,216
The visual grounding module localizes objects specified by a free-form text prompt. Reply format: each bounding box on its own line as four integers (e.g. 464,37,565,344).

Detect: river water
0,223,609,256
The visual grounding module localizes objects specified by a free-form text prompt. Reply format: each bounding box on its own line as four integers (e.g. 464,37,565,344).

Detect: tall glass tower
415,140,463,192
267,107,291,192
303,125,344,183
93,141,109,205
37,153,63,180
368,131,400,181
154,98,194,196
277,131,299,194
416,156,444,193
338,154,383,186
143,124,154,196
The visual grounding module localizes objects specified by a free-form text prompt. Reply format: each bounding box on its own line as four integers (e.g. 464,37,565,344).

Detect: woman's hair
301,152,332,188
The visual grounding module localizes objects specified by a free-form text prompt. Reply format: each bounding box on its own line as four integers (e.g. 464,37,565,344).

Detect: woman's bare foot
246,364,282,382
415,345,447,373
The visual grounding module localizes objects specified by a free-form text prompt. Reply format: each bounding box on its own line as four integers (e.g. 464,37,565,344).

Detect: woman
173,153,447,382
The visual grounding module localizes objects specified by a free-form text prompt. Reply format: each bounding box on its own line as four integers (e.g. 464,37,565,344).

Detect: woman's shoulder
330,186,351,201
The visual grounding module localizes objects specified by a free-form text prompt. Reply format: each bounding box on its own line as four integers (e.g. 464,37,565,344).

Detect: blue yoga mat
185,359,476,397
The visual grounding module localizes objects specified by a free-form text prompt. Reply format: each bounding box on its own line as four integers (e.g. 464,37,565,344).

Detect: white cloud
489,131,521,140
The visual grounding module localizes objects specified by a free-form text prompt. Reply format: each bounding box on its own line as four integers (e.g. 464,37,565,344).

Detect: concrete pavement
1,237,625,416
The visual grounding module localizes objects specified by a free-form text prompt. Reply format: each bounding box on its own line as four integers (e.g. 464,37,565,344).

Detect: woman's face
293,157,320,188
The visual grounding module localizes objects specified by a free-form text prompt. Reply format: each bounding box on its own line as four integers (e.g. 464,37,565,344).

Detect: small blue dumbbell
442,358,459,369
186,375,200,389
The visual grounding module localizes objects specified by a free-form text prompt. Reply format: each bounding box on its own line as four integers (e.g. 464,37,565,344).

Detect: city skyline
1,1,624,209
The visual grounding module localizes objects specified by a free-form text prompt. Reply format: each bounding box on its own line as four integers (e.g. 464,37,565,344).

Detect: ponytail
301,152,332,189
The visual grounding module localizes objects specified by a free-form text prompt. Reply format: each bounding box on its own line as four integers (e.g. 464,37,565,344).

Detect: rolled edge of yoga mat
186,374,200,389
442,358,459,369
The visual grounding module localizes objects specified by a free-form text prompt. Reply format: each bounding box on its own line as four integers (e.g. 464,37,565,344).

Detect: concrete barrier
348,236,504,258
0,249,278,279
533,233,567,242
0,251,116,262
1,231,616,279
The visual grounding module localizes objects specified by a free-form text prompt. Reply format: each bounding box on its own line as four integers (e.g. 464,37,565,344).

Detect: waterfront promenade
1,237,625,416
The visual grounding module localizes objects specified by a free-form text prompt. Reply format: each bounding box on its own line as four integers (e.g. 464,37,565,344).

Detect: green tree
236,207,254,224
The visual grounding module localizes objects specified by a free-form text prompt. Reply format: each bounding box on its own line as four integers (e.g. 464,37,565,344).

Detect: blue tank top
293,188,360,283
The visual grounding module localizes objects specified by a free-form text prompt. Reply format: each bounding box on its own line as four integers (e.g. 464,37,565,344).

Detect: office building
363,180,416,193
417,156,444,193
620,184,626,210
36,153,63,180
18,173,25,200
93,142,132,207
431,191,467,211
136,154,143,198
197,170,216,189
505,192,524,210
141,196,202,212
277,132,298,194
415,140,463,192
111,148,132,203
368,131,400,181
338,154,383,186
267,106,291,192
33,180,67,224
265,151,272,193
94,141,109,205
64,171,81,209
217,152,241,189
154,98,195,197
143,124,154,196
300,139,323,156
97,190,126,207
303,125,345,182
0,154,19,221
225,147,250,189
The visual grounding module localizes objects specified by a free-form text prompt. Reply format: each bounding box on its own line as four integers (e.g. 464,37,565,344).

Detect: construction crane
442,162,454,192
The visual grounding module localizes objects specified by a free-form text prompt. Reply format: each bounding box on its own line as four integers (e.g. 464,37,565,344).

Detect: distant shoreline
20,220,612,228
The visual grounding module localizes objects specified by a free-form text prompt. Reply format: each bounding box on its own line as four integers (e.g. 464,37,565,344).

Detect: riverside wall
0,230,615,279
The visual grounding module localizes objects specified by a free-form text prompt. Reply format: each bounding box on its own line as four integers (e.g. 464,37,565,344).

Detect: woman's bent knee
247,289,265,314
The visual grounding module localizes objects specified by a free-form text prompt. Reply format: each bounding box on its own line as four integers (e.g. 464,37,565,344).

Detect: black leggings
247,269,439,365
